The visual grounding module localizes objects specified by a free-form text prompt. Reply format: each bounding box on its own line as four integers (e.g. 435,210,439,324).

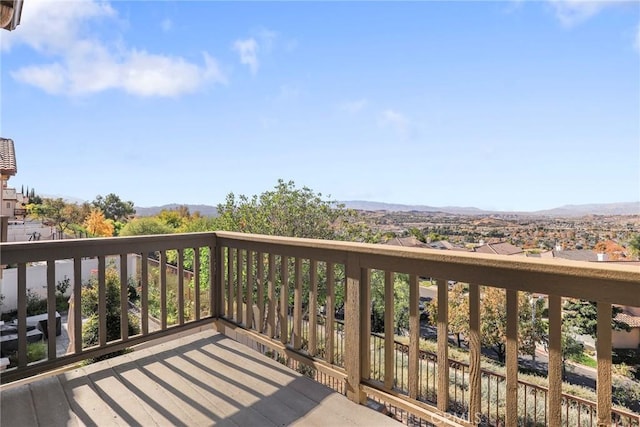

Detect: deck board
1,330,398,427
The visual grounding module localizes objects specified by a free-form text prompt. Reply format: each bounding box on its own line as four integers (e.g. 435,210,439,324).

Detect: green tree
119,217,173,236
628,234,640,259
425,283,469,347
560,322,584,380
479,287,547,363
216,179,369,241
27,198,84,236
563,299,630,338
370,272,410,334
92,193,135,222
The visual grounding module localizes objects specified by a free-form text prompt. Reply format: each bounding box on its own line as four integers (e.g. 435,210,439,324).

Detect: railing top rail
0,232,216,264
215,231,640,306
1,231,638,305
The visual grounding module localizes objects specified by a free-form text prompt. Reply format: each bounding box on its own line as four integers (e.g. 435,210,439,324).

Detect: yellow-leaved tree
83,209,114,237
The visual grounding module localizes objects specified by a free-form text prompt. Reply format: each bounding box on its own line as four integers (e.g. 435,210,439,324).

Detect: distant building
540,249,599,262
0,138,26,219
613,305,640,349
383,236,429,248
474,242,524,256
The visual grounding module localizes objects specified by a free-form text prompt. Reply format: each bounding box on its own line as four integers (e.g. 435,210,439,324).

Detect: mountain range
132,201,639,217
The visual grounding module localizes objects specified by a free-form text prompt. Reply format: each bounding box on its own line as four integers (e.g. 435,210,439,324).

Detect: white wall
612,327,640,349
0,255,137,313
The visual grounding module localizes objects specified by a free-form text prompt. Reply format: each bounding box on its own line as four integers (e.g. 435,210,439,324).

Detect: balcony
1,231,639,426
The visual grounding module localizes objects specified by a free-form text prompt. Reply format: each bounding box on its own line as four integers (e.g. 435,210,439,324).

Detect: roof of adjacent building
615,311,640,328
0,138,17,176
384,236,429,248
474,242,524,255
544,250,599,262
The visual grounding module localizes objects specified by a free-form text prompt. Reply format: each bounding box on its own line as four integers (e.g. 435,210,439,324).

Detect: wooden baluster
437,279,449,411
308,260,318,356
548,294,562,427
597,302,612,427
469,283,481,423
384,270,394,390
408,274,419,399
506,289,519,427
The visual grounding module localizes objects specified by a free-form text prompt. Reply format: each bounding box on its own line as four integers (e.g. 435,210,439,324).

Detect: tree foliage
83,209,114,237
92,193,135,222
479,287,547,363
119,217,173,236
81,268,140,355
628,234,640,259
216,179,372,241
27,198,87,235
563,299,630,338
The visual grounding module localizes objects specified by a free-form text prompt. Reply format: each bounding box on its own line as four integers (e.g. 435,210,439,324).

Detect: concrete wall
0,255,137,313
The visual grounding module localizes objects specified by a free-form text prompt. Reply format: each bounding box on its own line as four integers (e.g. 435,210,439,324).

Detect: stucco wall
612,327,640,349
0,255,137,313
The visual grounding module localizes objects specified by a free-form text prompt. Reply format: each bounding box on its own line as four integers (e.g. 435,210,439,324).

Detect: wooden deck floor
1,330,398,427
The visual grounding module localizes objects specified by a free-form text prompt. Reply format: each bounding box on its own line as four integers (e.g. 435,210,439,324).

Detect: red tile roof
0,138,17,176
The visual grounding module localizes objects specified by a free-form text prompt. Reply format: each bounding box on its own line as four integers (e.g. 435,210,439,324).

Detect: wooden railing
1,231,639,427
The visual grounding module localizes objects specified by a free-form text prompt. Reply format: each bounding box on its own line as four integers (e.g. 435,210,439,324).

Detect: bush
26,289,47,316
80,268,141,362
8,342,47,367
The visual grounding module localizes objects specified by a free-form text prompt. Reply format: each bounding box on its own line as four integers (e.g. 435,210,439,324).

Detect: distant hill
531,202,640,217
134,204,218,217
341,200,487,215
84,200,638,218
340,200,639,216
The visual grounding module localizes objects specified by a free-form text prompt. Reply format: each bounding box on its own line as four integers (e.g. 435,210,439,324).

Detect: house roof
475,242,524,256
615,312,640,328
548,250,599,262
384,236,429,248
1,0,23,31
0,137,17,176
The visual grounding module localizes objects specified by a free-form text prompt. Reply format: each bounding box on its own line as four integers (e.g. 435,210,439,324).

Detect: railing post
506,289,519,427
213,242,223,318
468,283,481,423
597,302,612,427
361,267,371,381
548,294,562,427
408,274,419,399
280,255,290,344
194,247,201,321
325,262,335,365
120,253,129,339
293,257,303,350
308,260,318,356
98,255,107,346
437,278,449,412
46,260,57,360
384,271,394,390
345,252,365,404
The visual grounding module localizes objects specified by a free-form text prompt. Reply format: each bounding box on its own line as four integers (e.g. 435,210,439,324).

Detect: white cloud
547,0,620,27
4,0,226,97
379,109,410,136
340,99,368,114
161,18,173,33
233,38,259,75
276,84,301,102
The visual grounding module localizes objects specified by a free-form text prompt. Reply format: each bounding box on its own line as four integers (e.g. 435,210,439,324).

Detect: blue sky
2,0,639,212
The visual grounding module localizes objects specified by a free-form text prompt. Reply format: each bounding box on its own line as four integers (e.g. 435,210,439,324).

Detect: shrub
80,268,141,361
8,342,47,367
26,289,47,316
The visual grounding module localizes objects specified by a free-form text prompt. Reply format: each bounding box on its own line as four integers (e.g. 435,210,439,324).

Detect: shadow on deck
1,330,398,426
